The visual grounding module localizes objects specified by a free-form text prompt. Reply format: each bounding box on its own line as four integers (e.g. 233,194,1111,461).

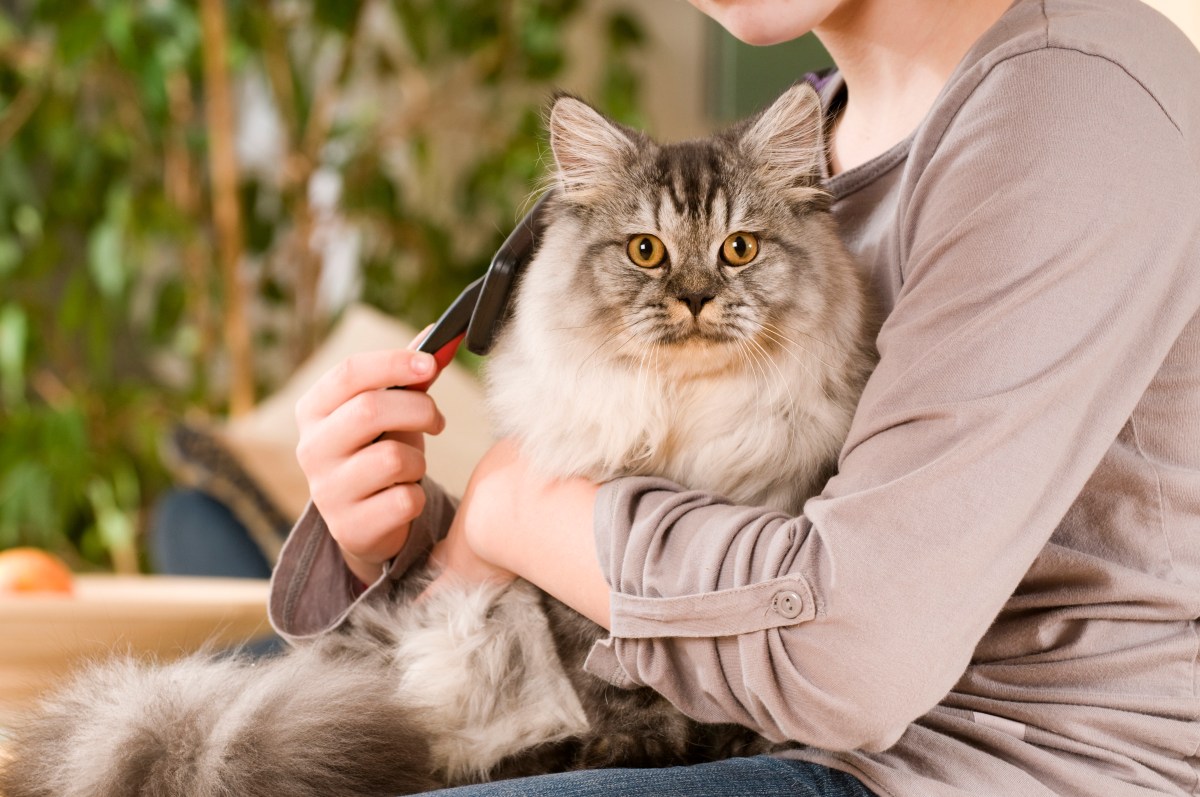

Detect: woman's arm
587,51,1200,752
424,438,609,628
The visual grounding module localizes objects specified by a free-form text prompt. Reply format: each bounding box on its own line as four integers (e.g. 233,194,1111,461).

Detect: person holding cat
277,1,1200,796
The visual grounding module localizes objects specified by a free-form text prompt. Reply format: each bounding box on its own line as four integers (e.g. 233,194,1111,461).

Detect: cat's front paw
577,732,689,769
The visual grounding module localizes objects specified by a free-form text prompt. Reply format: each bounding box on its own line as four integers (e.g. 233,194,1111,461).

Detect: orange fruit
0,547,75,595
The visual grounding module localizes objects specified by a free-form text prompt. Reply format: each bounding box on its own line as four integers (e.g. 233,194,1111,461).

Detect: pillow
161,304,493,564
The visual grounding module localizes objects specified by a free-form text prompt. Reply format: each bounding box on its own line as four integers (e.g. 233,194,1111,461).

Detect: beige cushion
167,304,493,562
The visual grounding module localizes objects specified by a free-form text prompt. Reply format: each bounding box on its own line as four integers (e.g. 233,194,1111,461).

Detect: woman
273,0,1200,794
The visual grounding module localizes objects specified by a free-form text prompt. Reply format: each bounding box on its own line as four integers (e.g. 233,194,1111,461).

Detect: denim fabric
425,756,876,797
150,488,276,579
150,487,286,656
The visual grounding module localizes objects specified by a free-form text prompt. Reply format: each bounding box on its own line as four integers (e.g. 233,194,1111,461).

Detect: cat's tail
0,645,437,797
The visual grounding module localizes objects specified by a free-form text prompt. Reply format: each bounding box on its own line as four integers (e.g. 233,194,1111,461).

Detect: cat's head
516,83,854,378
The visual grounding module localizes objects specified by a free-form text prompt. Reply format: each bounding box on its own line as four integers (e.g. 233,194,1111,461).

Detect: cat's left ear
548,94,640,200
739,83,827,199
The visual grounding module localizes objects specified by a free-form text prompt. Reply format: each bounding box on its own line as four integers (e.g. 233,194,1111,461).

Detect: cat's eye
720,232,759,267
627,234,667,268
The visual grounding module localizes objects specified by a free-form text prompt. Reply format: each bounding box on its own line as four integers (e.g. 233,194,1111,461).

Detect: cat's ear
739,83,827,200
549,94,639,198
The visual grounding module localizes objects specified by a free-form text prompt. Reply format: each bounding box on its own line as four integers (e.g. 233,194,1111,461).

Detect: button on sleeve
608,576,816,639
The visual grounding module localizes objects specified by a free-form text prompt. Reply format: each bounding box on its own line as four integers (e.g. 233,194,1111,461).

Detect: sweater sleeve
268,477,457,642
584,48,1200,752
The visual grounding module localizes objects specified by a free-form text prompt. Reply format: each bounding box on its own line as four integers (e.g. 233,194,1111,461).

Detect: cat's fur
0,83,875,796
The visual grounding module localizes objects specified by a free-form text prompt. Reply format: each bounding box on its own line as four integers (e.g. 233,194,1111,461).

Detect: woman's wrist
337,521,410,587
339,547,386,587
457,440,525,571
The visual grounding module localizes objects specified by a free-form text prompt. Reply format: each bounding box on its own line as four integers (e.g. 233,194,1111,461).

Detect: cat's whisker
607,319,652,361
635,343,652,437
628,344,654,470
576,331,625,379
575,316,650,377
760,322,841,372
735,338,769,434
758,327,837,405
746,335,797,407
739,343,796,453
758,324,835,360
769,320,857,359
757,330,816,380
548,319,613,332
745,335,801,450
649,340,664,416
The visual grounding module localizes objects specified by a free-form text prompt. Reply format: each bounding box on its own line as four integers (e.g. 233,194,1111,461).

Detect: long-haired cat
0,82,875,797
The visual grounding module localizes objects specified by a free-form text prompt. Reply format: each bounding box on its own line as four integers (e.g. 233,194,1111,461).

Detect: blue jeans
150,487,287,656
425,756,875,797
150,488,278,579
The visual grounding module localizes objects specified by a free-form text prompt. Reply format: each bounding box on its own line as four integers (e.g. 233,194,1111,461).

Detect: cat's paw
578,733,688,769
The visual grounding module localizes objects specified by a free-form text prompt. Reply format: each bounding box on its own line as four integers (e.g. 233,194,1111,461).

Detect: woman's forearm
456,439,611,628
505,471,609,628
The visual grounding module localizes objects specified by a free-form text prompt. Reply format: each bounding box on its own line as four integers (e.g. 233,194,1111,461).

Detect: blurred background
0,0,836,575
0,0,1195,575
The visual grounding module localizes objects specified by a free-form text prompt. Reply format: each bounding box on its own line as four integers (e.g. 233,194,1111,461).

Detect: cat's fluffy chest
485,327,848,515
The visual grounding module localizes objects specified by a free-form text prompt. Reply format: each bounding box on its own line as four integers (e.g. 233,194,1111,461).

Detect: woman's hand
294,334,460,585
425,439,611,628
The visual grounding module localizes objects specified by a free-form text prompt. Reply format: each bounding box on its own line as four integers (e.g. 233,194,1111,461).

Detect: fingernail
412,352,435,376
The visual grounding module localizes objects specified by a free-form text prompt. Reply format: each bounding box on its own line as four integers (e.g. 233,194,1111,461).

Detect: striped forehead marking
652,142,729,223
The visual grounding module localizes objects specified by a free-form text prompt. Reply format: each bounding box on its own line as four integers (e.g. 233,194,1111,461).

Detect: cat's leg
538,594,703,768
388,577,590,785
539,592,792,770
482,737,585,781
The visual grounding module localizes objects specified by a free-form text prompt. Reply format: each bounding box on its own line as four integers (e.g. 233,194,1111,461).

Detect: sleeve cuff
268,477,457,642
386,476,457,580
582,637,636,688
587,476,818,685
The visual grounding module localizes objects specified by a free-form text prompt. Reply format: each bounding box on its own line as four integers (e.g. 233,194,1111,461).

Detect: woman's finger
312,439,429,506
408,332,465,393
297,388,444,468
295,349,439,426
330,483,427,564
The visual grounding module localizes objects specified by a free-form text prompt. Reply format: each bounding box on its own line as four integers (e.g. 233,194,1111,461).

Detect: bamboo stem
199,0,254,416
0,81,42,148
165,70,214,390
290,14,365,362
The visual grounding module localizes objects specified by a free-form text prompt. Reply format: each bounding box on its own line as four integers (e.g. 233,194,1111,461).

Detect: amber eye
720,232,759,267
627,234,666,268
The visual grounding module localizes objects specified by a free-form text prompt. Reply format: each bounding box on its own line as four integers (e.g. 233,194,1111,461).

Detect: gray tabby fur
0,83,876,796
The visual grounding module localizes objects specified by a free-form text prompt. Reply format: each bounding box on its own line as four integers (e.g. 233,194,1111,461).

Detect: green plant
0,0,645,570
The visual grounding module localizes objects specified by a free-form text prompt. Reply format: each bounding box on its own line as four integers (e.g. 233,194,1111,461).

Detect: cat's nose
678,292,715,318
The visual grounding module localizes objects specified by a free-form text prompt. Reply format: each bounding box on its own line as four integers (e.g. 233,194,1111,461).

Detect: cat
0,82,876,797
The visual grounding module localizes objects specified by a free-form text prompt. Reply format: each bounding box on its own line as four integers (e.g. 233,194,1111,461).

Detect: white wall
1143,0,1200,48
560,0,711,142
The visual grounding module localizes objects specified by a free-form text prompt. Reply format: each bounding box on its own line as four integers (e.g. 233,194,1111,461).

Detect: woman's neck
817,0,1013,174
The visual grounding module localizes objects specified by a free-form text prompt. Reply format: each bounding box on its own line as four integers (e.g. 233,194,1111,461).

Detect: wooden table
0,575,273,734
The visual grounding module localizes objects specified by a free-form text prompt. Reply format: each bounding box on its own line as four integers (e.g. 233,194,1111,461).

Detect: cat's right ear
549,94,638,199
739,83,827,201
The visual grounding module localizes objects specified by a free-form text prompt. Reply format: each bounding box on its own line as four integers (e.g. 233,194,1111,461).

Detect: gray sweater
270,1,1200,794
